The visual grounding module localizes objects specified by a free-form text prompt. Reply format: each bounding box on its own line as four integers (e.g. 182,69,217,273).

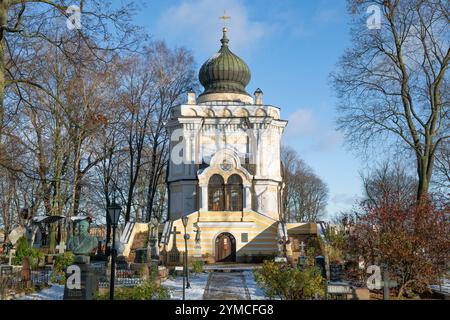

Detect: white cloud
156,0,269,56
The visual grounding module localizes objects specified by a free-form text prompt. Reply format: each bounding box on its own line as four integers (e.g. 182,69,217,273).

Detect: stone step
203,263,261,272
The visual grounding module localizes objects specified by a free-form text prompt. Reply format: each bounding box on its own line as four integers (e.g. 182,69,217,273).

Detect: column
244,185,252,211
200,184,208,211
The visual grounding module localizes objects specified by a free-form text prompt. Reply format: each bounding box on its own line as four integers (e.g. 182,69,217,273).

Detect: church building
160,27,300,263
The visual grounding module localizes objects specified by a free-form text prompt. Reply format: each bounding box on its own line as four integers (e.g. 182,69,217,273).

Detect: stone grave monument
63,219,98,300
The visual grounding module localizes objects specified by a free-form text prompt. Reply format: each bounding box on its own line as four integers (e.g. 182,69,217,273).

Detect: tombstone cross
170,227,182,250
56,241,66,254
300,241,306,256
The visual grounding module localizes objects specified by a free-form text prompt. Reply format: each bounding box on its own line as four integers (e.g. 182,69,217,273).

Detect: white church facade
159,27,312,263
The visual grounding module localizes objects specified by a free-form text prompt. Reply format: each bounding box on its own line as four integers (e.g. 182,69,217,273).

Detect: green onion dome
199,27,252,98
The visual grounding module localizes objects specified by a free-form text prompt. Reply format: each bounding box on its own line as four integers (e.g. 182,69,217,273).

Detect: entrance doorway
215,233,236,262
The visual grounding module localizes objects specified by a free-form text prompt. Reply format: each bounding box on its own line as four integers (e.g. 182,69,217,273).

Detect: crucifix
194,228,201,244
170,227,182,250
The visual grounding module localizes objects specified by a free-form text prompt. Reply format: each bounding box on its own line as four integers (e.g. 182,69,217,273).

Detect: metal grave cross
170,227,182,249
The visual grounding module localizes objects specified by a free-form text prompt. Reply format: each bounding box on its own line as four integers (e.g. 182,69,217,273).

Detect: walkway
203,271,251,300
203,263,261,272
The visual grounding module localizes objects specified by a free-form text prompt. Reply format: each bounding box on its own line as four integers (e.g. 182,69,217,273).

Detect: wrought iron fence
98,269,145,288
0,267,51,299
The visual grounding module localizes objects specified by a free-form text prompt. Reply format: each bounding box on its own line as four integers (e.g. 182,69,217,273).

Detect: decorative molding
197,221,256,228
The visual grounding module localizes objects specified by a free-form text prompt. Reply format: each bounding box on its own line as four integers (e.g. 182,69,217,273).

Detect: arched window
227,175,243,211
209,175,225,211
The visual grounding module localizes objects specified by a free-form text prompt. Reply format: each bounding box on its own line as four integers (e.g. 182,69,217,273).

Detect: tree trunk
416,152,434,201
72,182,83,216
0,1,7,136
145,146,160,222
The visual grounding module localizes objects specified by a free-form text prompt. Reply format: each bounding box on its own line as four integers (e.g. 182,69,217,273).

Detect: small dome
199,28,252,99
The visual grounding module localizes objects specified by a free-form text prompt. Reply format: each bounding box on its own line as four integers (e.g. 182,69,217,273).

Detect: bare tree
116,53,158,223
143,43,197,223
0,0,139,137
0,168,18,242
110,42,197,223
0,38,121,251
331,0,449,201
281,146,329,222
361,161,418,207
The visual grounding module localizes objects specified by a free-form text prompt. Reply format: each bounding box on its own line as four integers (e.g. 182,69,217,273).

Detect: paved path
203,271,251,300
203,264,261,271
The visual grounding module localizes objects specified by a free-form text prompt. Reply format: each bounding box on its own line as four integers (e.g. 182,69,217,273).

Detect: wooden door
215,233,235,262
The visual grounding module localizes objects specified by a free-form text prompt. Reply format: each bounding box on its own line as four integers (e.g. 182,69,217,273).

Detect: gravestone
116,255,129,270
330,264,344,282
64,220,98,300
21,257,31,283
315,256,327,279
0,265,12,276
134,249,147,263
64,264,98,300
297,255,307,269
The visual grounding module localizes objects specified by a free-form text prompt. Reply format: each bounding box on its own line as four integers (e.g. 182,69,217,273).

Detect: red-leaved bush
347,195,449,298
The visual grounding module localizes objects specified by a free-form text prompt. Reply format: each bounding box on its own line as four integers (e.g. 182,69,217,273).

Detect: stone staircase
118,222,149,260
128,231,149,263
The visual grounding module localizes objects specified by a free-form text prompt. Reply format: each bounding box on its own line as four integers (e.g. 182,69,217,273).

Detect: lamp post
107,200,121,300
181,216,191,291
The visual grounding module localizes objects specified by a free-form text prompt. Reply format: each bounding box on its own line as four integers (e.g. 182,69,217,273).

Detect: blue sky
133,0,365,217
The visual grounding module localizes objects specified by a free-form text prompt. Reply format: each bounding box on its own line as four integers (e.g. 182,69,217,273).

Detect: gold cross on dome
219,11,231,27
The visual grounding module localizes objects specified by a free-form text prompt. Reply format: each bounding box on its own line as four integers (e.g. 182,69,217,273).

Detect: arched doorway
215,233,236,262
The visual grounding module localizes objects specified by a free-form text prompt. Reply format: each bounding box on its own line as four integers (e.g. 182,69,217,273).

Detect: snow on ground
243,271,267,300
161,272,209,300
18,284,64,300
18,269,268,300
162,270,268,300
429,278,450,295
